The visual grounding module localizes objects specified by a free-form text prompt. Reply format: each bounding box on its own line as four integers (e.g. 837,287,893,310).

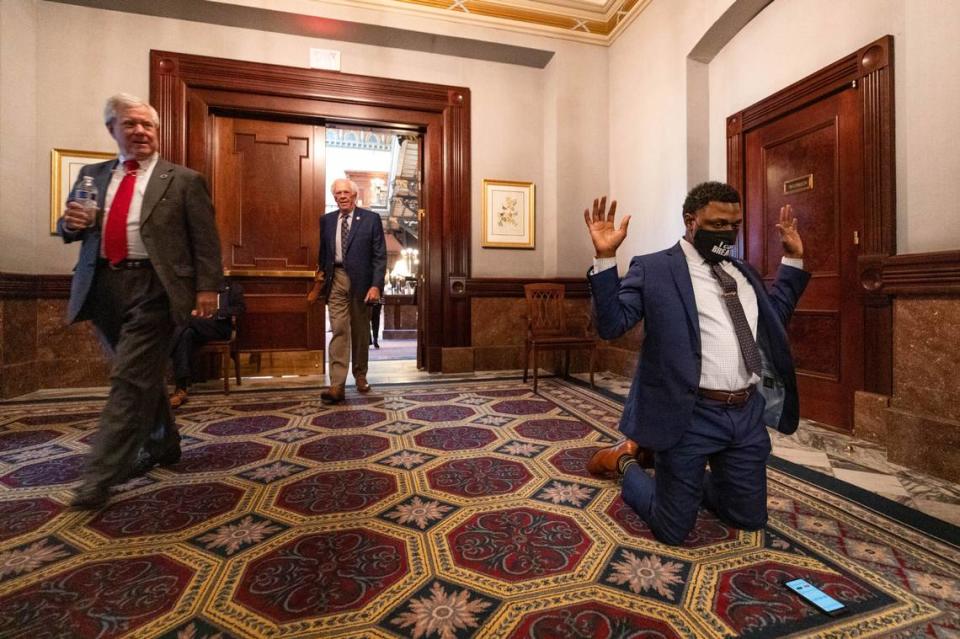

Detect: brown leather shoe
355,376,371,393
169,388,188,409
587,439,639,477
321,384,345,404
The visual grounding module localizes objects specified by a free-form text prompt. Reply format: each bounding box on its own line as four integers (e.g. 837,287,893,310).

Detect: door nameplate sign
783,174,814,195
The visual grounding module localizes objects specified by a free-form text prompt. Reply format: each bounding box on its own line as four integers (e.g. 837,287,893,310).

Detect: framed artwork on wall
50,148,114,234
481,179,535,249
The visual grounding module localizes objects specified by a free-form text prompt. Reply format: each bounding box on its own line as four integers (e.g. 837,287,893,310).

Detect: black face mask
693,228,738,263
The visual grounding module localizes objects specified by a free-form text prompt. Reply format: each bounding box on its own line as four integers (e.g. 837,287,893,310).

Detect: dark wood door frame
727,35,895,395
150,50,471,372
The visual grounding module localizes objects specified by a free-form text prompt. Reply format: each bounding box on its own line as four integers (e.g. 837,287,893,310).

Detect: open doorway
152,49,472,374
324,125,423,374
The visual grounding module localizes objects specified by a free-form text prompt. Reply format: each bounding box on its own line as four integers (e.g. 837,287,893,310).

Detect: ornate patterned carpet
0,379,956,638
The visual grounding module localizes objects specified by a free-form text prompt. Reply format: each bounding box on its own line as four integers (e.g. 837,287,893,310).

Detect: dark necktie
709,262,763,377
340,211,350,261
103,159,140,265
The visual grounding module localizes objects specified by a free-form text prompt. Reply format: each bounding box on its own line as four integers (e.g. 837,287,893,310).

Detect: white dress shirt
335,208,354,264
100,153,159,260
593,239,803,391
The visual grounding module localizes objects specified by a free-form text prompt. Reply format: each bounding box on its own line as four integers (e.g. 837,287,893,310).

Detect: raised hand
583,196,631,258
775,204,804,259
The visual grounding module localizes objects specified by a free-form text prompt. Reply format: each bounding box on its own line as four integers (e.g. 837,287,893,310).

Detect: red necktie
103,159,140,265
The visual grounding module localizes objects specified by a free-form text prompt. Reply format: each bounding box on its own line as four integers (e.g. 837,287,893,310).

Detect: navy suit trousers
621,391,771,546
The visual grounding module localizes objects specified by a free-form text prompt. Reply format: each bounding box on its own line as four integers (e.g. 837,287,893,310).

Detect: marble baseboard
854,391,890,443
474,345,524,371
886,406,960,483
600,346,638,378
1,298,38,366
0,297,111,399
37,357,111,389
893,297,960,424
0,361,40,398
471,298,526,347
442,347,473,373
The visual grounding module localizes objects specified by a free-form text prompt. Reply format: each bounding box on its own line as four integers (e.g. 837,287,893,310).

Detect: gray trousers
82,265,177,489
327,267,371,387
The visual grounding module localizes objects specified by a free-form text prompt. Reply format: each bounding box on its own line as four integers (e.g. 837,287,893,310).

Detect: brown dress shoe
169,388,188,409
321,384,345,404
355,376,371,393
587,439,639,477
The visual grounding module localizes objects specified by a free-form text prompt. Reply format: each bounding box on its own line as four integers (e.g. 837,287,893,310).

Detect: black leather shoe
129,447,182,478
70,484,110,509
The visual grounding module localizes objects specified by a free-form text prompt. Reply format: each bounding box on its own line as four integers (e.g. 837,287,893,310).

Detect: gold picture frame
50,148,114,234
481,179,535,249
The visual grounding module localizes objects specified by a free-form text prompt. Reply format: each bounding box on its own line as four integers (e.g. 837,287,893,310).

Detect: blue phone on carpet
783,578,847,616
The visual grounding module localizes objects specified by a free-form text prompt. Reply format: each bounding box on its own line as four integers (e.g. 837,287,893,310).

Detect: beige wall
0,0,39,274
4,0,958,279
708,0,960,254
607,0,960,259
607,0,734,265
0,0,607,277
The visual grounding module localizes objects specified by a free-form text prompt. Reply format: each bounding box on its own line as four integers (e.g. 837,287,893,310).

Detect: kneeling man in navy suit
585,182,809,546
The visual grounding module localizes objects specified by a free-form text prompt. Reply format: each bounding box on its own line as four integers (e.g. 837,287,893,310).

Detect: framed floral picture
50,148,114,234
481,179,535,249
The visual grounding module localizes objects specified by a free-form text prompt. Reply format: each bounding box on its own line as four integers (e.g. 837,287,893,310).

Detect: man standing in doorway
584,182,808,545
313,178,387,404
58,93,223,508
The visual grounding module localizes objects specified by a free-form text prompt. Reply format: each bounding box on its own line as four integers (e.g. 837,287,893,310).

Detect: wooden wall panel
214,117,318,272
788,310,841,379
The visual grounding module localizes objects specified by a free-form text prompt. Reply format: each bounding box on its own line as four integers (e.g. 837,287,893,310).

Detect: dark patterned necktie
709,262,763,377
340,212,350,259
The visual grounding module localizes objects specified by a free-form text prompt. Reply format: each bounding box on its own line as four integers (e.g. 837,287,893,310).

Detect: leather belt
98,258,152,270
698,386,755,407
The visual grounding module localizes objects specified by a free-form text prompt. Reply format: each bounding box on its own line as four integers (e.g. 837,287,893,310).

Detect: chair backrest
523,283,568,337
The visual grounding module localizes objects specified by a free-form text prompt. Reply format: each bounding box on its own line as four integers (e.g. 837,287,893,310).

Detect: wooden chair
197,316,241,393
522,283,597,394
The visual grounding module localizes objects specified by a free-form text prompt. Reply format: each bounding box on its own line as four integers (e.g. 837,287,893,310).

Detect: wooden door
154,51,472,373
212,116,325,353
743,87,863,430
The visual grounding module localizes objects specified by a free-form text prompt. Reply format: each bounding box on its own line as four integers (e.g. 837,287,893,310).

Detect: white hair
103,93,159,127
331,178,360,195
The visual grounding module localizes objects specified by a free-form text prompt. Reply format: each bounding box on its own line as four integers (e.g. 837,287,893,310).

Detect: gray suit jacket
58,157,224,323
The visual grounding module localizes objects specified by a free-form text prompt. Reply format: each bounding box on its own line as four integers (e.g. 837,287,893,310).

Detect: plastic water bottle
73,176,98,226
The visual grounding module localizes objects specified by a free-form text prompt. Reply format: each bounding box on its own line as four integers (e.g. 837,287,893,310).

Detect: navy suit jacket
589,242,810,451
318,207,387,300
57,158,223,324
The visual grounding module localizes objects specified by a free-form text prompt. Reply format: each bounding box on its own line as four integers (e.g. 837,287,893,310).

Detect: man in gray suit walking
58,93,224,508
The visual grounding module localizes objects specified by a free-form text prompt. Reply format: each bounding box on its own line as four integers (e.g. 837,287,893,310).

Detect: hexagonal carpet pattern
0,379,956,638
